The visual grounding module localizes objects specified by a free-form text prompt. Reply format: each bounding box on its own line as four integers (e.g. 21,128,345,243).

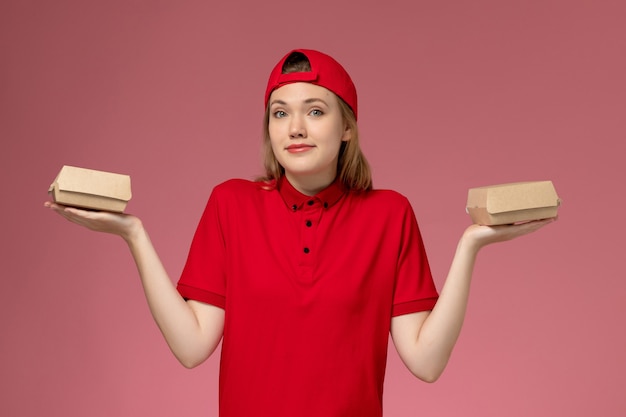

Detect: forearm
46,202,223,367
393,219,554,381
413,233,479,377
125,222,222,367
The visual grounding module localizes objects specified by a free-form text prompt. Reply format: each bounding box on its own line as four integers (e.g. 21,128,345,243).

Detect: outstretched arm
391,219,555,382
45,202,224,368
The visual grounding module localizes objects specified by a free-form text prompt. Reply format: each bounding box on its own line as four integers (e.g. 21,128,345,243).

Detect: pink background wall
2,1,624,416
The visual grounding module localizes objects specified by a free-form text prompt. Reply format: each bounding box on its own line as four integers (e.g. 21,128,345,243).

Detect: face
268,82,351,194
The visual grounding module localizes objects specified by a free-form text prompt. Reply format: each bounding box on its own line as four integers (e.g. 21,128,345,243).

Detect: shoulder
353,188,412,210
343,189,415,225
214,178,260,190
208,178,275,208
212,178,267,196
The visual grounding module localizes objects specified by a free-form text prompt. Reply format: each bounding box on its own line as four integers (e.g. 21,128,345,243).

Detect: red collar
277,175,346,211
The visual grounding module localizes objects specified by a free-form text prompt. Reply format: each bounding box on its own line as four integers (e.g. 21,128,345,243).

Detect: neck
285,171,336,196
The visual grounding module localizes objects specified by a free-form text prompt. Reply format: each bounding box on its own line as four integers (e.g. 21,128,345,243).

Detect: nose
289,116,306,139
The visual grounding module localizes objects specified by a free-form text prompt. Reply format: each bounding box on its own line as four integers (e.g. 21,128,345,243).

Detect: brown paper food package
49,165,132,213
466,181,560,225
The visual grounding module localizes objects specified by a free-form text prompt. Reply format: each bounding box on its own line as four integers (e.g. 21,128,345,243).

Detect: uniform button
307,200,314,206
323,202,329,209
303,247,310,254
305,220,312,227
291,204,298,211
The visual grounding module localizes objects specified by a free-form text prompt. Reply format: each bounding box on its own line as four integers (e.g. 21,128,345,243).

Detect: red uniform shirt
177,176,439,417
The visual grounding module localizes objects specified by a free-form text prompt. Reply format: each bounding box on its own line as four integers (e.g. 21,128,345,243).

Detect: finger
504,218,556,239
64,206,95,217
45,202,87,218
46,202,95,225
518,217,556,231
44,201,65,211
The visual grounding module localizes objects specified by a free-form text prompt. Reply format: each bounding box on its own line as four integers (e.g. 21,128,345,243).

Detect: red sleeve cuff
176,283,226,309
391,297,438,317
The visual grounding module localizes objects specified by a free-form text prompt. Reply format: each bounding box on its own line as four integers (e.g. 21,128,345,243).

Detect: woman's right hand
44,201,142,242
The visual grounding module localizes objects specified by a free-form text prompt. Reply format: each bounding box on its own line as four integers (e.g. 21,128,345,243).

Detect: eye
309,109,324,117
273,110,287,118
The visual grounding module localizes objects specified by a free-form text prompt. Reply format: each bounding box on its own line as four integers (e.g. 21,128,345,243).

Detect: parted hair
258,52,372,192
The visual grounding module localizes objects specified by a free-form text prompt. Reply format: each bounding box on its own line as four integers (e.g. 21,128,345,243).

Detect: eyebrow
269,98,329,107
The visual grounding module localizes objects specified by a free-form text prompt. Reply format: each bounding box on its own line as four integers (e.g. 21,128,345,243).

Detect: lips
286,144,315,153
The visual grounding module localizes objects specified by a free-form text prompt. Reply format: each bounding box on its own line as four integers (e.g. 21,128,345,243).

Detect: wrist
459,227,484,255
122,216,145,244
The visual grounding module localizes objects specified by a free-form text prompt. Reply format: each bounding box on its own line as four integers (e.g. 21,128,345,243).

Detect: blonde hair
258,53,372,191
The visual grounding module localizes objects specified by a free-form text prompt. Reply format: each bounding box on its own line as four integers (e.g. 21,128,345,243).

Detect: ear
341,124,352,142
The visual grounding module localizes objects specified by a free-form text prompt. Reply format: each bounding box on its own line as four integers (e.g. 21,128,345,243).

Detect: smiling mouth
286,144,315,152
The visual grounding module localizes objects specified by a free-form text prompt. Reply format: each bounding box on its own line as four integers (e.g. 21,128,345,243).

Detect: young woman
46,49,554,417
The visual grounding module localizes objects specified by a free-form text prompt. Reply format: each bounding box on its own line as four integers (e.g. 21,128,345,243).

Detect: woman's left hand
463,217,556,250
